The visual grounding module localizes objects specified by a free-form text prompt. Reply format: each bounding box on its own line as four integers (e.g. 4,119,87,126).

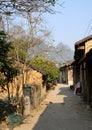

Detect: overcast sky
44,0,92,50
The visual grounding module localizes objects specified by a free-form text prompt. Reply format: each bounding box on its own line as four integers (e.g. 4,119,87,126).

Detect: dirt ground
2,84,92,130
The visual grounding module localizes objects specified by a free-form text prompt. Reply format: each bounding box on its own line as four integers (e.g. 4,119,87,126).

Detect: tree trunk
7,84,10,100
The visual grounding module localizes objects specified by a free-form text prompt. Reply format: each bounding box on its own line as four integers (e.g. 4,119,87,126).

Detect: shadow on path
32,84,92,130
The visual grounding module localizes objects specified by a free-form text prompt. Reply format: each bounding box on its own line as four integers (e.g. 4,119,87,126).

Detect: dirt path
6,84,92,130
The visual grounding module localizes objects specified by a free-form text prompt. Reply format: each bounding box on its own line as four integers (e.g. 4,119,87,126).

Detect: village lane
12,84,92,130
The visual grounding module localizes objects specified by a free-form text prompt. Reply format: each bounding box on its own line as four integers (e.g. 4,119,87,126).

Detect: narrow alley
11,84,92,130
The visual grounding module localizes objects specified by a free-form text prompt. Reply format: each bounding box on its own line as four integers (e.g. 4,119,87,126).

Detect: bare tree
0,15,4,30
7,13,52,97
0,0,63,100
0,0,56,15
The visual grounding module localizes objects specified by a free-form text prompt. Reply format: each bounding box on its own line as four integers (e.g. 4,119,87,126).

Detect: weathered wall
74,36,92,106
60,65,73,86
0,68,47,116
61,68,68,84
0,68,46,102
68,67,73,86
85,40,92,54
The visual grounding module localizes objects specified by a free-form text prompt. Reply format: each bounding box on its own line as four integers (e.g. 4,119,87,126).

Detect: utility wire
87,27,92,36
84,19,92,37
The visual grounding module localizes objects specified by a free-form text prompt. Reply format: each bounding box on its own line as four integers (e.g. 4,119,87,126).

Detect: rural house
59,61,73,86
74,35,92,106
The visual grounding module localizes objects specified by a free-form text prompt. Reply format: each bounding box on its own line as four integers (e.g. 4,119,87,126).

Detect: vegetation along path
9,84,92,130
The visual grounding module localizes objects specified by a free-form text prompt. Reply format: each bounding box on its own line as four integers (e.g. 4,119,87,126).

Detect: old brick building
74,35,92,106
59,61,73,86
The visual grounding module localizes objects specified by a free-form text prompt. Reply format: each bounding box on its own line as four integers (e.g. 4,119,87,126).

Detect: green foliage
30,56,60,82
0,31,19,89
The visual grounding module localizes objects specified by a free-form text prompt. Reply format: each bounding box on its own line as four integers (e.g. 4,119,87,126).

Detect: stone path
5,84,92,130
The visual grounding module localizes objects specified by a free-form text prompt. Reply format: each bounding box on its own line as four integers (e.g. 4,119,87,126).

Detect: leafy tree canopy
0,31,19,88
30,56,60,82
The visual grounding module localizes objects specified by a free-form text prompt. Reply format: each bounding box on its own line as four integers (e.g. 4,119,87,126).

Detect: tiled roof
75,35,92,46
